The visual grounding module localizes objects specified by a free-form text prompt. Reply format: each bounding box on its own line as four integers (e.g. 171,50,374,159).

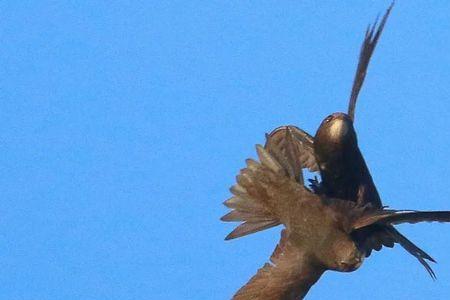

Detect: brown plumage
222,134,450,299
222,2,450,299
266,2,439,279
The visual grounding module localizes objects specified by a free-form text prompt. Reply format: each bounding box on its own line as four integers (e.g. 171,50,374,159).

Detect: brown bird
266,2,436,278
222,3,450,299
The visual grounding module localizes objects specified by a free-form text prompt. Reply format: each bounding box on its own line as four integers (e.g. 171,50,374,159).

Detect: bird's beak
339,254,364,272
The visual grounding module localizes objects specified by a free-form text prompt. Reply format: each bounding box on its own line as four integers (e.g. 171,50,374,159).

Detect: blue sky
2,1,450,299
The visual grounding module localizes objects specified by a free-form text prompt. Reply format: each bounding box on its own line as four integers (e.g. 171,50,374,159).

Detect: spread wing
232,230,323,300
265,125,318,178
222,134,324,298
221,142,314,240
222,127,319,240
352,210,450,229
347,2,394,121
351,224,436,278
352,209,450,279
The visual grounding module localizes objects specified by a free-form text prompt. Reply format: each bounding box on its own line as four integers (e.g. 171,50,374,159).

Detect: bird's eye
325,115,333,123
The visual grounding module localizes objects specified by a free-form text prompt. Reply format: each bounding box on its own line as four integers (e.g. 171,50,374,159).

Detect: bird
265,2,436,278
221,141,450,299
221,3,450,299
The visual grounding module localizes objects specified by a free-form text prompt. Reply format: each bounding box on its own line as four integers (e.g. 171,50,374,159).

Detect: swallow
266,2,438,278
222,3,450,299
221,135,450,299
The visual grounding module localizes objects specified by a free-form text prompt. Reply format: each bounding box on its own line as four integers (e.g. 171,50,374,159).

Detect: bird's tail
386,226,437,279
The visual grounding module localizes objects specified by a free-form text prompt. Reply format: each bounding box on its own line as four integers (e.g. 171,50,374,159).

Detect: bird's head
315,112,357,151
332,237,364,272
313,112,358,170
316,230,365,273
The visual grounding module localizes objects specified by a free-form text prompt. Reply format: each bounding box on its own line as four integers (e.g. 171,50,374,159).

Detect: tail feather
387,227,436,279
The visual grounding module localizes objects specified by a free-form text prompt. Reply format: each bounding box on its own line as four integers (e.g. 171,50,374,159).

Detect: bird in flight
266,2,435,279
222,3,450,299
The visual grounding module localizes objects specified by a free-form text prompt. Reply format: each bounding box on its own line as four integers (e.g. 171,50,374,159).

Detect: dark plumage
266,2,438,278
222,3,450,299
222,136,450,299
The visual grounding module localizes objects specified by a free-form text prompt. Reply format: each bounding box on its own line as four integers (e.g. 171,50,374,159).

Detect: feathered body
222,3,450,299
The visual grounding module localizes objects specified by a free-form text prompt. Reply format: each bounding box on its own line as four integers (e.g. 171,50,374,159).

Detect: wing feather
221,143,313,240
347,2,394,121
353,210,450,229
232,230,323,300
265,126,318,181
351,209,450,278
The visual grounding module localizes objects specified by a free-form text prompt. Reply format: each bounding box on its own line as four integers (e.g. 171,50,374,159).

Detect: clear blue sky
2,1,450,299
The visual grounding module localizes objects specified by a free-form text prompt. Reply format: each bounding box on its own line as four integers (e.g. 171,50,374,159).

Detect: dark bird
222,3,450,299
266,2,437,278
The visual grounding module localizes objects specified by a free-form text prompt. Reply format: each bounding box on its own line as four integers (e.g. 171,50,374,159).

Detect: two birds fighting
221,3,450,300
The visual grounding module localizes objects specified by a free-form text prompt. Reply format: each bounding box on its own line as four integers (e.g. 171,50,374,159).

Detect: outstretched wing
352,224,437,278
221,143,313,240
347,2,394,121
223,133,324,298
232,230,323,300
352,209,450,279
265,125,318,178
353,210,450,229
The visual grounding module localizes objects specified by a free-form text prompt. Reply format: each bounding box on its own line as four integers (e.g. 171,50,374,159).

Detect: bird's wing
352,209,450,279
347,2,394,121
232,229,323,300
221,142,314,240
265,125,319,179
352,210,450,229
350,224,435,278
